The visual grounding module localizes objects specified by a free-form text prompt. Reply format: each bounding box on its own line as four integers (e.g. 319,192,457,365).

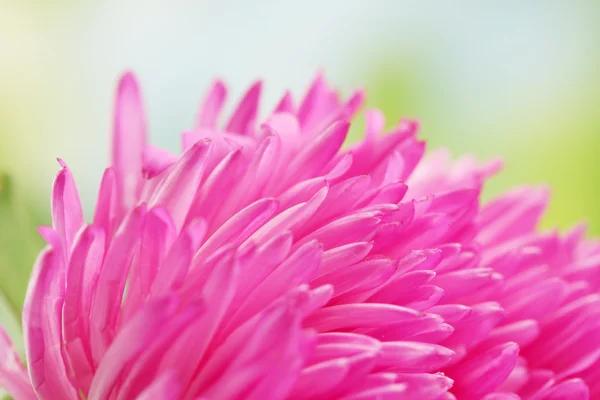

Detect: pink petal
533,378,589,400
320,242,374,274
93,168,117,244
450,342,520,398
185,149,246,228
482,393,521,400
377,341,455,373
87,297,180,400
226,240,323,329
339,384,409,400
138,207,177,295
442,302,505,350
271,120,349,193
89,205,146,363
188,292,309,397
433,268,503,302
23,247,77,399
149,139,213,231
482,320,540,349
111,72,147,218
150,218,206,297
142,145,178,179
395,373,454,398
195,80,227,129
135,371,181,400
111,302,204,400
296,210,381,251
225,81,262,134
62,225,105,393
314,257,396,299
194,198,279,261
52,161,84,258
305,304,421,332
0,327,36,400
274,91,295,113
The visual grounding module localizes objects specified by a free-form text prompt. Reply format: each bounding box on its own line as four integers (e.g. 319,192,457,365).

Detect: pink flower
1,72,598,400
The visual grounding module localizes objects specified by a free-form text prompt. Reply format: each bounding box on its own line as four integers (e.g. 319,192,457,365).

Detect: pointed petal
23,247,77,399
296,210,381,251
112,72,147,216
89,205,146,363
395,373,454,399
62,226,105,393
305,304,421,332
150,218,206,297
186,149,246,227
0,327,36,400
535,379,589,400
227,240,323,329
483,320,540,349
137,207,177,295
87,297,179,400
194,198,279,261
225,81,261,134
273,121,349,193
275,91,295,113
450,342,519,398
93,168,117,243
320,242,374,273
315,257,396,299
142,145,178,179
377,341,454,373
135,371,181,400
149,140,213,231
339,384,409,400
188,292,309,397
196,80,227,129
482,393,521,400
52,161,84,257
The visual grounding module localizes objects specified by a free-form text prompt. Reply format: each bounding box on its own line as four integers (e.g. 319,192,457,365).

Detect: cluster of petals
0,72,599,400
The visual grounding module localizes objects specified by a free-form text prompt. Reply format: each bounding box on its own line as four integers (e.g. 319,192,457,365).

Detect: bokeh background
1,0,599,354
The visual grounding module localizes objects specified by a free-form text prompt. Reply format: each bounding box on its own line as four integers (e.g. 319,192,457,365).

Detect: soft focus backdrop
1,0,599,322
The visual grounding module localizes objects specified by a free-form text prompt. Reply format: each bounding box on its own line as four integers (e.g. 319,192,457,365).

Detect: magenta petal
227,240,323,328
482,393,521,400
89,205,146,363
272,120,349,193
377,341,455,373
450,342,520,398
274,91,295,114
93,168,117,243
149,139,213,231
62,225,105,392
339,384,409,400
196,80,227,129
138,207,176,295
142,145,178,179
0,327,36,400
23,247,77,399
11,71,600,400
535,378,589,400
225,81,262,134
87,297,179,400
135,371,181,400
52,162,84,257
112,72,147,218
305,304,420,332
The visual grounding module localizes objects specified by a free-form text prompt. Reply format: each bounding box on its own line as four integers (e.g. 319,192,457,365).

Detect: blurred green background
1,1,599,344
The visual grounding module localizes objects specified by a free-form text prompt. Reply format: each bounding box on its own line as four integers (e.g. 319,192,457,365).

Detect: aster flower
0,72,598,400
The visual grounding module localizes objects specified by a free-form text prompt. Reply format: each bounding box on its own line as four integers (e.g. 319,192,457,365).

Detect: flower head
0,72,598,399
